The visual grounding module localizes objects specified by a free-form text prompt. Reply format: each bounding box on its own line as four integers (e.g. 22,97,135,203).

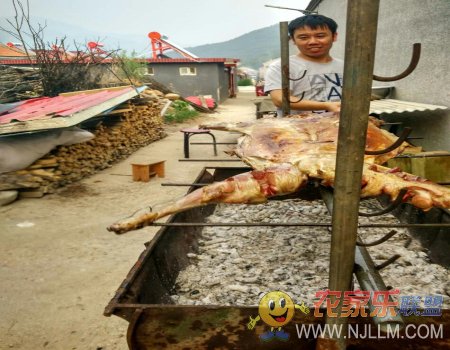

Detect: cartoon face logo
258,291,296,327
248,290,310,342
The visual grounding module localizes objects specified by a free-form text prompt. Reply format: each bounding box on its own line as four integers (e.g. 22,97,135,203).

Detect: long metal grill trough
104,166,450,350
104,1,450,346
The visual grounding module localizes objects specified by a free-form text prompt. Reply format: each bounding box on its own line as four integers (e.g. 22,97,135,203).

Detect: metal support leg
183,132,190,158
354,247,404,332
206,132,218,156
183,131,218,158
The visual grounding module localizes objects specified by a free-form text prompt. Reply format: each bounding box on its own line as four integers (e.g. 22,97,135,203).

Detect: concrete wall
147,62,227,103
216,65,229,103
4,62,231,103
312,0,450,151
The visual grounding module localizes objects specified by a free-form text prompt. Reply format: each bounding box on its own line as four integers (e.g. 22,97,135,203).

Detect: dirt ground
0,92,257,350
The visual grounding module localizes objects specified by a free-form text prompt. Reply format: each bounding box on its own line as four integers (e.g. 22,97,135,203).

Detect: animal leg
362,164,450,210
108,165,307,234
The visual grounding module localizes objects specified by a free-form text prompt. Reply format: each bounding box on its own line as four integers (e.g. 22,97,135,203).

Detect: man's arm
269,89,341,112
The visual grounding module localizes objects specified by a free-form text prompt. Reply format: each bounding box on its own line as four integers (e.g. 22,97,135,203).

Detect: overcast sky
1,0,311,48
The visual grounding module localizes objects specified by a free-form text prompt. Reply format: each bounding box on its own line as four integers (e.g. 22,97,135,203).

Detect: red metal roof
0,57,239,65
0,43,31,58
0,86,134,124
144,58,239,66
145,58,239,63
0,58,34,64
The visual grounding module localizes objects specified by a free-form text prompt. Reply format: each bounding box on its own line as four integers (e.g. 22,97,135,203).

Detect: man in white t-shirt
264,14,343,116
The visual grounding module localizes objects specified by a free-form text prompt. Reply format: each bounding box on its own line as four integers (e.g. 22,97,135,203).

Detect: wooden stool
180,128,218,158
131,161,165,182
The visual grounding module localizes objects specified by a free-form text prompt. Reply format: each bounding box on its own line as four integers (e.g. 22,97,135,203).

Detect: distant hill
0,17,291,70
186,24,286,70
0,17,149,54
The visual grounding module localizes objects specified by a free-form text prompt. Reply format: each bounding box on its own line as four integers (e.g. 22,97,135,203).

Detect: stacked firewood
0,65,43,103
1,92,167,198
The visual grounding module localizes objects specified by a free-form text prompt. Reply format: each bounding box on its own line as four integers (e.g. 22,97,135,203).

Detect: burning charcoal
171,199,449,307
228,285,251,293
205,279,221,288
231,258,245,264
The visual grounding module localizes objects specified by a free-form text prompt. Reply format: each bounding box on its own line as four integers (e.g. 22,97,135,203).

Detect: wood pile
0,65,43,103
1,91,167,198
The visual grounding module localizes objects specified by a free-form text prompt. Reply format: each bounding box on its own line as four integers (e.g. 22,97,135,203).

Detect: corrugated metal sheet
370,99,448,115
0,86,144,135
0,57,239,65
0,43,31,58
145,58,239,63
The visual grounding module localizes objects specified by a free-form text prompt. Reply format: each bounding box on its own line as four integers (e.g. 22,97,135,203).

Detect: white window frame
143,67,154,76
179,67,197,76
136,67,154,76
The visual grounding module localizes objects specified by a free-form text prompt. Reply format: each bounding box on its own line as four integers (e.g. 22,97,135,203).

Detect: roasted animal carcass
108,113,450,234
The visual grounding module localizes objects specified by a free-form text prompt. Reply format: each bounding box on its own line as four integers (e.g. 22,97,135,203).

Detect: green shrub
117,50,146,82
237,78,253,86
164,100,199,123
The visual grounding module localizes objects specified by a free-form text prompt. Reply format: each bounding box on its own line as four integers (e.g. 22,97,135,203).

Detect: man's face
291,25,337,60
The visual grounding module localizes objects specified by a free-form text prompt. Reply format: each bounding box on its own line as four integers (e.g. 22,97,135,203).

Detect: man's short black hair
288,14,338,37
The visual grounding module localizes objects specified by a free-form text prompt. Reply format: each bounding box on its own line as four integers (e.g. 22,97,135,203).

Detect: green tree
116,50,147,84
237,78,253,86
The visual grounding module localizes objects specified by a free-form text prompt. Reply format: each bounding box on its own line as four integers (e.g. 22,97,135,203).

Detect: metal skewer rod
394,153,450,158
161,183,209,187
148,222,450,228
204,166,251,170
178,159,242,162
264,4,318,14
280,21,290,117
354,248,405,332
190,142,237,145
320,1,381,348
